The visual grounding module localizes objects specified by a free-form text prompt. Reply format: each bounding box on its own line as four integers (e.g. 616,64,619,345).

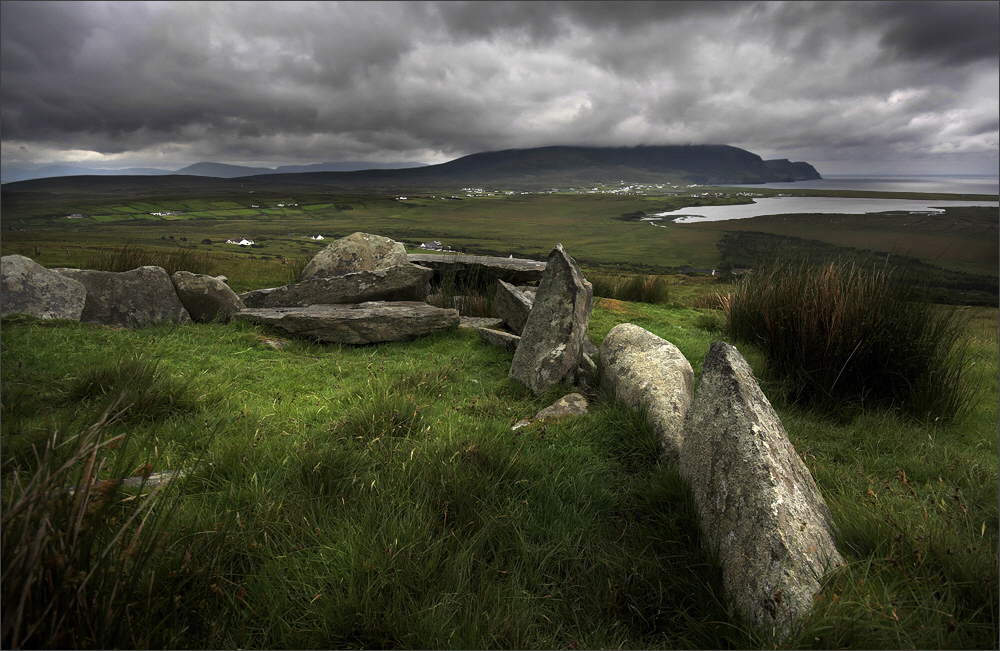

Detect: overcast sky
2,1,997,175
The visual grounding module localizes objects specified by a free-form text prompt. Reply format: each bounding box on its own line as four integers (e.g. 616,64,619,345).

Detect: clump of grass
62,351,201,423
84,244,219,276
724,260,975,421
0,400,202,649
589,273,670,304
425,255,499,318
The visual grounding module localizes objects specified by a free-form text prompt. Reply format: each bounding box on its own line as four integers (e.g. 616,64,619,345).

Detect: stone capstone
57,266,191,327
679,341,844,635
408,253,546,285
509,244,593,396
1,255,87,320
239,264,432,308
598,324,693,457
300,232,409,281
234,302,459,345
493,279,534,335
171,271,245,323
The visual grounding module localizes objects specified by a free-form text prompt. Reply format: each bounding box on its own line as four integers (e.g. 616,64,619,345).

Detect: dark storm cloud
1,1,996,174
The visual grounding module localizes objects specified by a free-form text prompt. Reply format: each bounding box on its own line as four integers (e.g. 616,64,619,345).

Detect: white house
311,235,324,240
226,238,255,246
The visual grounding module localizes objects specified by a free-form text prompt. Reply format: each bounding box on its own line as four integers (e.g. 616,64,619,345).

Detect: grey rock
171,271,245,323
478,327,520,352
598,324,693,457
240,264,432,307
214,275,229,284
535,393,588,421
234,301,459,345
408,253,546,285
1,255,87,320
509,244,593,396
459,316,505,329
493,279,534,335
57,266,191,327
679,341,844,635
301,232,409,281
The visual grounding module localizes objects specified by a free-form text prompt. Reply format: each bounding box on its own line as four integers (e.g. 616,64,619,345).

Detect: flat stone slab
408,253,546,284
234,301,459,345
478,327,520,351
239,264,432,308
459,316,505,329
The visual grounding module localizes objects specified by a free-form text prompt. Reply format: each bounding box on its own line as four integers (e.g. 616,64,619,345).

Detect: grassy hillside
2,278,997,648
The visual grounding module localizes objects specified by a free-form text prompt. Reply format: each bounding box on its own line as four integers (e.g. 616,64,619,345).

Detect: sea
652,175,999,223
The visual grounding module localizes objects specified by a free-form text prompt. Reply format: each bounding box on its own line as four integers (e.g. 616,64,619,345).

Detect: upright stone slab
1,255,87,320
301,232,409,281
598,323,693,457
57,266,191,328
679,341,844,635
234,302,459,345
171,271,245,323
240,264,432,308
509,244,593,395
493,279,534,335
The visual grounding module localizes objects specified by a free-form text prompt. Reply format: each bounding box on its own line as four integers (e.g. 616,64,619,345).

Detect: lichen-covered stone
478,327,520,352
301,232,408,281
240,264,432,307
493,279,534,335
679,341,844,635
535,393,588,421
408,253,545,285
1,255,86,320
172,271,244,323
57,266,191,327
234,301,459,345
509,244,593,395
598,323,693,457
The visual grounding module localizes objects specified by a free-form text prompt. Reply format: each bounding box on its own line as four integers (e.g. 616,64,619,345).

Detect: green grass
3,283,995,649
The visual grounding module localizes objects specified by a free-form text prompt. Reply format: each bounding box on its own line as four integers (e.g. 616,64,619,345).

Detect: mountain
247,144,807,189
2,145,822,193
764,159,822,181
273,161,427,173
1,164,175,183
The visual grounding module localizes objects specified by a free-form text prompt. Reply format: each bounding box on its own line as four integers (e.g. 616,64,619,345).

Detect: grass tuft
589,273,671,304
724,259,977,421
84,244,220,276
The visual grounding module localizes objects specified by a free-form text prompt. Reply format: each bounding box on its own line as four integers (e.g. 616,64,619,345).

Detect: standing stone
57,266,191,328
301,232,409,281
171,271,245,323
679,341,844,635
1,255,87,320
509,244,593,395
598,324,694,457
493,279,534,335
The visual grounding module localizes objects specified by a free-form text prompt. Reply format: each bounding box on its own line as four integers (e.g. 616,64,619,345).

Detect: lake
723,174,999,195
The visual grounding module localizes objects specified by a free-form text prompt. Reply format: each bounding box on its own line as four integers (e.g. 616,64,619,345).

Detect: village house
419,241,444,251
226,237,255,246
310,235,324,240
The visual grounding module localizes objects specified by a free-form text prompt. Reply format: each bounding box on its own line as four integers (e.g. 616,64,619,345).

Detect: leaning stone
478,327,520,352
240,264,432,307
598,324,693,457
679,341,844,635
57,266,191,327
301,232,409,281
509,244,593,396
535,393,588,421
1,255,87,320
171,271,244,323
234,302,459,345
493,279,534,335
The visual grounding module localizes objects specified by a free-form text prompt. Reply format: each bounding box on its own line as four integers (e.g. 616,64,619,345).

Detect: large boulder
57,266,191,327
679,341,844,635
239,264,432,308
408,253,546,285
234,301,459,345
1,255,87,320
171,271,245,323
493,280,534,335
598,324,694,457
301,232,409,281
509,244,593,396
